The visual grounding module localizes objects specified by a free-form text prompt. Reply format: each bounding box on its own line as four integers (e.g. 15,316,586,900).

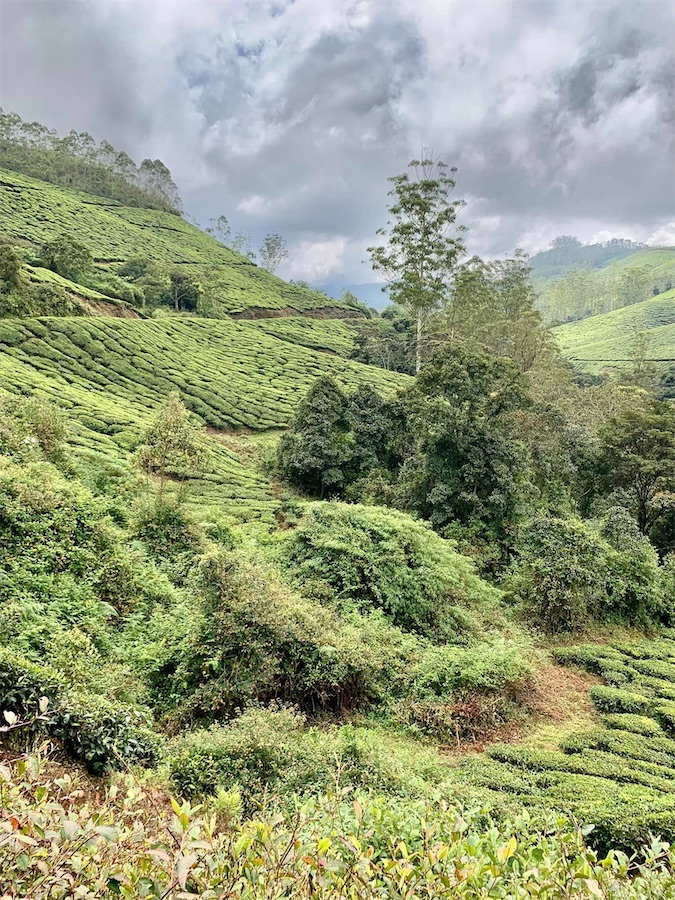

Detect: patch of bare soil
84,299,141,318
440,662,602,759
230,306,362,320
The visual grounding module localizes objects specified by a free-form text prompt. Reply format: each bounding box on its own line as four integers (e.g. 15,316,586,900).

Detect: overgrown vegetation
1,144,675,896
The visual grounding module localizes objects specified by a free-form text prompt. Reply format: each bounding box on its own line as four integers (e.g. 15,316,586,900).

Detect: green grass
0,167,356,317
553,288,675,373
0,316,407,526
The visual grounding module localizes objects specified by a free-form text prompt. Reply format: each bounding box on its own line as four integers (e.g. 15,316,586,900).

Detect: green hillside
554,289,675,374
0,316,404,525
0,167,356,317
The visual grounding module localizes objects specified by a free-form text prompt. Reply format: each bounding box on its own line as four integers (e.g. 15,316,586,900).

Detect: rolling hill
0,315,404,526
554,288,675,374
0,167,357,318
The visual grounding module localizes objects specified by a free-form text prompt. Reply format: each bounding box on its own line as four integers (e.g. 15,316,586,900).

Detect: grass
0,316,407,526
0,167,357,317
553,288,675,374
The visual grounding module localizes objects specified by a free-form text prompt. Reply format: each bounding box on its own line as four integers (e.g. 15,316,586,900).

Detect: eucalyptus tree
368,153,465,372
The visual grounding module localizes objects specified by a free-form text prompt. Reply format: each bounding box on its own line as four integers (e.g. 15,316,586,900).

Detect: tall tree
258,233,289,273
368,153,465,373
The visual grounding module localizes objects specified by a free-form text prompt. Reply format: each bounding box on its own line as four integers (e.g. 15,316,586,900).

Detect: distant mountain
316,281,390,310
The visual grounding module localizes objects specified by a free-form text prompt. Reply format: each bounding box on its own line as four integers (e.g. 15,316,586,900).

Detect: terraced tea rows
0,317,407,524
0,168,354,316
249,316,355,356
554,289,675,374
448,636,675,854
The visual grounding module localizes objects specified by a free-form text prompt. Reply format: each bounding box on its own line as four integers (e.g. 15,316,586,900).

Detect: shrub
509,517,609,632
590,685,651,715
0,648,65,718
51,692,162,775
280,502,500,639
168,705,449,805
602,714,664,737
170,549,418,722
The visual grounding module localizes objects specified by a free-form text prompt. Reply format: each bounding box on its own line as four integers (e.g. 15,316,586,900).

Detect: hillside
0,167,358,318
554,288,675,374
536,246,675,326
0,315,402,525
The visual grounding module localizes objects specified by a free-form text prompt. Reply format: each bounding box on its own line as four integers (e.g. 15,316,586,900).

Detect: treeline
0,108,182,214
531,236,646,280
537,263,674,324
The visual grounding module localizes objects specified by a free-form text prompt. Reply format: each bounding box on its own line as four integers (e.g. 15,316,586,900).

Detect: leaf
497,837,517,863
38,696,49,714
95,826,118,844
3,711,17,726
61,820,79,841
176,854,197,890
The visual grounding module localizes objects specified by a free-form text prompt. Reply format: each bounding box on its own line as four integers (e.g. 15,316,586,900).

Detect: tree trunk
416,311,423,374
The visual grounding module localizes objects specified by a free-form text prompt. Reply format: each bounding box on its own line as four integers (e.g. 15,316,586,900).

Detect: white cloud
285,237,348,281
647,222,675,246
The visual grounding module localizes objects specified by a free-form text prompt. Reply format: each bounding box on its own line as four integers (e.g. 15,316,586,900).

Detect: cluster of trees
0,243,83,317
359,153,550,376
0,108,182,214
277,353,675,623
203,215,289,273
537,263,671,324
0,236,207,317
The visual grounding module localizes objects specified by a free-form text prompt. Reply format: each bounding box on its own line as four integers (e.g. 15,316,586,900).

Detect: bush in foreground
2,753,673,899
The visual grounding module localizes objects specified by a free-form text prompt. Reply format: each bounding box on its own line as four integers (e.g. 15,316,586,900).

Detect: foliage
135,392,207,492
276,376,353,496
169,548,416,722
349,304,415,373
258,232,289,273
168,704,449,804
368,153,465,372
5,754,673,899
0,106,182,213
442,253,553,372
281,502,500,639
509,514,669,633
598,401,675,539
397,344,531,545
553,286,675,377
40,234,92,281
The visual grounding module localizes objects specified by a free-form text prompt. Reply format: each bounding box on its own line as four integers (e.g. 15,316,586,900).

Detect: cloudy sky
1,0,673,283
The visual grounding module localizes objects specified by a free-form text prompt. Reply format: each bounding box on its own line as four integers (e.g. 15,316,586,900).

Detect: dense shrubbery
168,704,449,805
509,513,672,633
280,502,500,639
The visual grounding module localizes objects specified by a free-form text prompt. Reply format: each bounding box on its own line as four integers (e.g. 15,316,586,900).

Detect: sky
1,0,674,283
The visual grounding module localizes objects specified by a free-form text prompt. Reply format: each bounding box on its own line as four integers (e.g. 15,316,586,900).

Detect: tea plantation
439,635,675,856
0,316,403,524
0,167,356,316
554,288,675,374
